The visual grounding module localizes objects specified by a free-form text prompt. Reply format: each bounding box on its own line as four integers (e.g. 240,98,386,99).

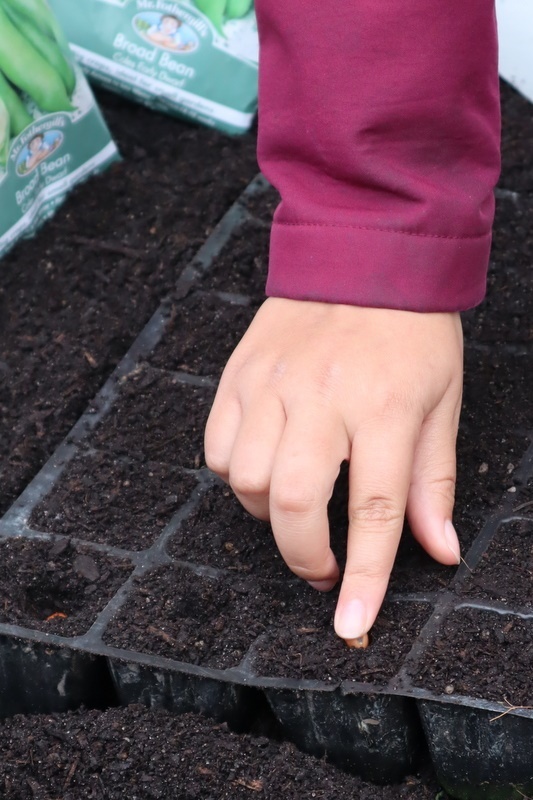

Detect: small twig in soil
68,235,150,261
84,351,98,368
147,624,177,647
512,786,533,800
233,778,263,791
513,500,533,512
460,555,473,573
490,698,533,722
63,755,80,792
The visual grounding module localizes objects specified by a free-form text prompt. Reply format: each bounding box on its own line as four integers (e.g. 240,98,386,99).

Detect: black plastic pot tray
0,176,532,800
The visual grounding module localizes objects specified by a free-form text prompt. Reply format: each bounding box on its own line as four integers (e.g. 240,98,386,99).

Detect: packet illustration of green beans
0,0,119,259
48,0,258,134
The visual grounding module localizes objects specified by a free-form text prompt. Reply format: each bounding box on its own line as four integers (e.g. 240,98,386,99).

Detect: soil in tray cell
148,292,256,377
97,89,259,232
90,366,213,469
103,566,288,670
201,219,270,298
0,705,446,799
456,347,532,510
240,183,280,224
461,197,533,345
167,483,287,578
412,607,533,706
104,566,430,681
30,450,197,551
461,519,533,609
250,599,432,684
0,537,132,638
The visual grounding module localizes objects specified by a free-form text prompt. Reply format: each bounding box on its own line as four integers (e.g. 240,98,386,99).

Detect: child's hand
205,298,463,640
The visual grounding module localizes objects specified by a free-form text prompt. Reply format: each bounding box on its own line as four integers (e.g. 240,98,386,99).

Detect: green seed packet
0,0,119,260
48,0,258,135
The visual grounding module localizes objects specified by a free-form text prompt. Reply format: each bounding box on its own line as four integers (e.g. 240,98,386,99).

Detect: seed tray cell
411,606,533,706
249,601,432,685
89,366,214,469
166,483,288,577
0,536,133,638
460,519,533,608
103,566,278,671
239,181,280,223
407,603,533,800
0,635,116,720
29,449,197,551
148,291,257,377
200,218,270,296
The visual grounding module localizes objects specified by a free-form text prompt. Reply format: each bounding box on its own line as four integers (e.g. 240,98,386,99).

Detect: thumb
406,402,461,566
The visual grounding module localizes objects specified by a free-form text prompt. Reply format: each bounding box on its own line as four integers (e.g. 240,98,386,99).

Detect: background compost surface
0,705,443,800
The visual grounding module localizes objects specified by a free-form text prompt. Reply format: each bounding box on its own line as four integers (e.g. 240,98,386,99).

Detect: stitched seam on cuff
274,220,489,242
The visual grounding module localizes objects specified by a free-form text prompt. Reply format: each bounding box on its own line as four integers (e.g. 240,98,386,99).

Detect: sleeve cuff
266,220,491,312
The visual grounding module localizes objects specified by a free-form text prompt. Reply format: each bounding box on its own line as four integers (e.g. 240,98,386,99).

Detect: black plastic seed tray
0,175,533,800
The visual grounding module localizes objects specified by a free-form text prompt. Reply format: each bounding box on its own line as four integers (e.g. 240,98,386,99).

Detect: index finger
334,418,420,640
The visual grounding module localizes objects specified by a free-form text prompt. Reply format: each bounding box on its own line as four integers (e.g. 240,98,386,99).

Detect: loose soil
104,557,431,684
89,366,214,469
250,600,431,684
149,290,257,377
0,537,132,637
0,705,446,799
461,519,533,608
412,607,533,706
30,449,197,551
200,218,270,296
167,483,287,577
104,566,301,670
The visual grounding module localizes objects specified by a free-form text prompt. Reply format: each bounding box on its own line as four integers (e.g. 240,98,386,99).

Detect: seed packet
49,0,259,135
0,0,119,259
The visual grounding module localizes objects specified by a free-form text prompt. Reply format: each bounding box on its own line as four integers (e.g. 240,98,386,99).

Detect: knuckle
427,475,456,505
272,482,321,517
230,470,269,498
344,560,391,584
204,448,229,477
349,496,403,527
373,388,419,422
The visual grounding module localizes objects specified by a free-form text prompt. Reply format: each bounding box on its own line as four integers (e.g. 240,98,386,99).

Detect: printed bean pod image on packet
0,0,119,259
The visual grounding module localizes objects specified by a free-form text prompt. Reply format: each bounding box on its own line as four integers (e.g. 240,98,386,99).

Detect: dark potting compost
412,607,533,707
460,519,533,608
31,449,197,551
0,705,445,800
0,81,531,799
0,537,132,637
149,290,257,377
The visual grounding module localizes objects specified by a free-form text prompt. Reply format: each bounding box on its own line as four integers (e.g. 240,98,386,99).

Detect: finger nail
444,520,461,565
334,598,367,640
308,578,337,592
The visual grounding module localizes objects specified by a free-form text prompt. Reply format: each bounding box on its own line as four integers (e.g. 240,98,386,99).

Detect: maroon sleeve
255,1,501,312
